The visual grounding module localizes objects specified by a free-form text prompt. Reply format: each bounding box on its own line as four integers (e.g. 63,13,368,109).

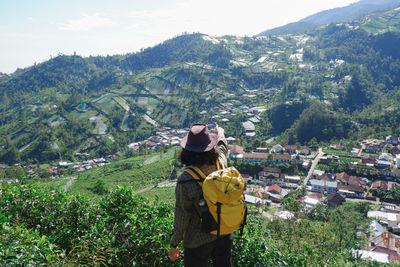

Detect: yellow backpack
184,161,247,237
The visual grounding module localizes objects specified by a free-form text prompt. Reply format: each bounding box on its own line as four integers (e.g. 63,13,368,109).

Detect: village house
325,192,345,207
299,146,311,155
319,155,339,164
285,175,301,188
303,195,320,208
310,179,337,194
266,184,288,202
272,154,292,163
377,160,391,170
272,144,284,153
386,136,400,146
364,142,385,154
370,247,400,264
258,167,285,186
369,232,400,264
362,155,377,166
285,145,297,154
336,173,367,188
244,194,269,206
326,181,338,194
242,153,269,162
335,172,350,183
353,250,390,264
338,184,364,198
329,144,346,151
368,211,400,225
371,180,389,191
229,145,245,159
376,153,392,169
313,170,325,178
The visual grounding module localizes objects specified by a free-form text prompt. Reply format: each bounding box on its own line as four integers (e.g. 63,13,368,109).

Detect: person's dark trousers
183,233,233,267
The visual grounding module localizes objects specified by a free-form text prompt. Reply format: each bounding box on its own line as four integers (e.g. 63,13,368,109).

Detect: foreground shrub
0,184,371,266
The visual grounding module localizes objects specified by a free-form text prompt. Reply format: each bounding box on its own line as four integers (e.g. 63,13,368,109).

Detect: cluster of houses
354,205,400,264
62,156,114,173
309,171,368,199
229,144,311,164
0,155,116,183
234,134,400,199
127,127,186,151
243,165,301,205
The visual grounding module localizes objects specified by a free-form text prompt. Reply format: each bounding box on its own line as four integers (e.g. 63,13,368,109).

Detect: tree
281,198,300,212
92,178,108,195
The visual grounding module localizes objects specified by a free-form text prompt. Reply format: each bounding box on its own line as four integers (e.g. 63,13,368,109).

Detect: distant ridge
258,0,400,36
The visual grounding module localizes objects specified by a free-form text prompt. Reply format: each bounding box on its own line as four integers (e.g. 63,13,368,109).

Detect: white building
352,250,389,264
304,196,319,208
367,211,400,224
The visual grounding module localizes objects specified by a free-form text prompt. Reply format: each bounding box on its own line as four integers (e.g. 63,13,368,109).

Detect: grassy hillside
32,147,179,199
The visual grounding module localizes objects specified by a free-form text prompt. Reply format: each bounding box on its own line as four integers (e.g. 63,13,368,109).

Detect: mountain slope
2,6,400,164
258,0,400,36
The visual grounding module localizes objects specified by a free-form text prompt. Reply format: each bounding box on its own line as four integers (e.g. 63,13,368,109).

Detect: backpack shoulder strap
180,166,206,185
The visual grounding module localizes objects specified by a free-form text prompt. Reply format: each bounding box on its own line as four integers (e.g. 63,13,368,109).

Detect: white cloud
60,13,118,31
126,0,359,37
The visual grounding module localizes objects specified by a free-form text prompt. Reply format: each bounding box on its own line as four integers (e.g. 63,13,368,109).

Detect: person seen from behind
168,124,232,267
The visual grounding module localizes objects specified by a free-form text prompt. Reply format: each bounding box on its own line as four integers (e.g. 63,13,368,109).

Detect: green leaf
37,235,46,248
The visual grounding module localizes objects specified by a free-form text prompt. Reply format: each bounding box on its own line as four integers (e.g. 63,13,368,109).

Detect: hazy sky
0,0,359,74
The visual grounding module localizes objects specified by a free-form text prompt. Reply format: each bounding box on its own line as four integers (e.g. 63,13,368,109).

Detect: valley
2,1,400,265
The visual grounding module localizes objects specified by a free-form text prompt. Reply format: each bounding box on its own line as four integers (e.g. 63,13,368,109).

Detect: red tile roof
338,184,364,193
229,145,245,154
335,172,350,181
273,154,291,161
243,153,269,159
285,145,297,151
267,184,282,194
370,232,400,252
371,180,389,190
348,176,367,187
326,193,345,205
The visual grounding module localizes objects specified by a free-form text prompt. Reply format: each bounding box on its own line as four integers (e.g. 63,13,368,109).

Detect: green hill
2,6,400,164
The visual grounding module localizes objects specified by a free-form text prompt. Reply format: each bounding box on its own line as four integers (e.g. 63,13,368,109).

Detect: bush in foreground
0,184,373,266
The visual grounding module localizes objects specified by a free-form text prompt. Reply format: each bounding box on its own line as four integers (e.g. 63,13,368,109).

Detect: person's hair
179,148,219,166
